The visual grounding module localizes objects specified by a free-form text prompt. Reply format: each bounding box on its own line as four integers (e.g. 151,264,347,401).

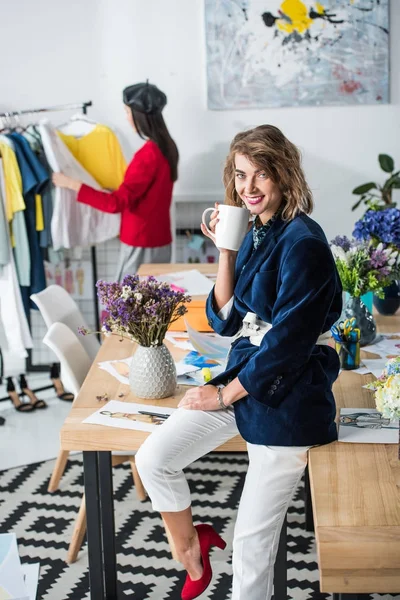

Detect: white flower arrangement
366,356,400,420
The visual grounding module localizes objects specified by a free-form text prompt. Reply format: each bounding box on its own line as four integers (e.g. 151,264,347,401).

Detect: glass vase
373,281,400,316
342,295,376,347
129,343,177,399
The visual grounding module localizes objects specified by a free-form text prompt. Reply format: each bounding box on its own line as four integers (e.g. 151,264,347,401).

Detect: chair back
31,284,100,360
43,322,92,397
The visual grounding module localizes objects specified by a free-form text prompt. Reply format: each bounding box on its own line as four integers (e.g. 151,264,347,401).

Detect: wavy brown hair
223,125,313,221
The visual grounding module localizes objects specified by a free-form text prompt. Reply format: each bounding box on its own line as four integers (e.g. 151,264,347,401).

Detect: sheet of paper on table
338,408,399,444
155,269,214,296
165,331,194,351
348,358,388,377
177,364,226,386
360,358,387,378
185,320,233,363
83,400,177,432
98,356,132,384
363,333,400,359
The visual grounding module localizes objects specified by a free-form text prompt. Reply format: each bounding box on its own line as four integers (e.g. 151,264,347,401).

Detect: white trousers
135,407,309,600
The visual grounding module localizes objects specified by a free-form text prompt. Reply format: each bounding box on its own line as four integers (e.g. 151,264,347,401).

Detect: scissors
343,318,356,337
331,324,343,343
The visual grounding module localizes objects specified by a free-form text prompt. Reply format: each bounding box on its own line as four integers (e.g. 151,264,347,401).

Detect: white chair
43,322,146,563
31,284,100,361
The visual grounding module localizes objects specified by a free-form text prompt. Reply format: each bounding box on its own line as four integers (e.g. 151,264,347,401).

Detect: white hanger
57,113,97,137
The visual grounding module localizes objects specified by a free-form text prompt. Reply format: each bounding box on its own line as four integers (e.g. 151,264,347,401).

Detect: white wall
0,0,399,241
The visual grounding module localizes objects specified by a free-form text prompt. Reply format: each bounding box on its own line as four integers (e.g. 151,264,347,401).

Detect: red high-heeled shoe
181,524,226,600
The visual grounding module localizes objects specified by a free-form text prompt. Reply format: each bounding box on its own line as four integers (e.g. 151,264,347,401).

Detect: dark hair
223,124,313,221
130,109,179,182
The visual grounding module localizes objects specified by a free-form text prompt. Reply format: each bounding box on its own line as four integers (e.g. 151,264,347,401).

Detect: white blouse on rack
39,121,120,250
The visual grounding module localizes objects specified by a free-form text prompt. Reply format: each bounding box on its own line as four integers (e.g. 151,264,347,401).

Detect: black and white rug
0,454,399,600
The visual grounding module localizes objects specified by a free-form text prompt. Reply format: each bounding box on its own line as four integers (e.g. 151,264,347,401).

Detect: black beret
123,81,167,115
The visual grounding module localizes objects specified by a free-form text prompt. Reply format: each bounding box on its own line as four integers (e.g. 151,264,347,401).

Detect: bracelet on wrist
217,385,229,410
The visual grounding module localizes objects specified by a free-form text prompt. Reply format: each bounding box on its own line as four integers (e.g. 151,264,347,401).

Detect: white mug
202,204,250,251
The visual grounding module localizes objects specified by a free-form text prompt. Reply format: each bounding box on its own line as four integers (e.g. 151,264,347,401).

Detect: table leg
83,451,105,599
273,512,287,600
304,465,314,532
98,452,118,599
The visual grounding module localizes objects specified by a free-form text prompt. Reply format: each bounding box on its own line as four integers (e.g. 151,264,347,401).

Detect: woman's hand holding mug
201,202,250,252
201,203,226,248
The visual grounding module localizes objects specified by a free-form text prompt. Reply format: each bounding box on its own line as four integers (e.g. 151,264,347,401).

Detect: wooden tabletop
309,313,400,594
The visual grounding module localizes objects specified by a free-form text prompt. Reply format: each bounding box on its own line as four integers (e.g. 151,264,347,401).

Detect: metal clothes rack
0,101,101,400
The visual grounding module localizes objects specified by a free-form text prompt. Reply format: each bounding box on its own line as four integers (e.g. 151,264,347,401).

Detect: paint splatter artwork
205,0,389,109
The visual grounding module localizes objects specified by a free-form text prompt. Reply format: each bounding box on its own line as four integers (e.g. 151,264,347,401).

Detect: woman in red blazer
53,81,179,280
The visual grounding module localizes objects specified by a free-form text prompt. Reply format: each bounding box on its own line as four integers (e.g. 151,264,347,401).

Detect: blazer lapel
234,215,290,299
235,230,253,279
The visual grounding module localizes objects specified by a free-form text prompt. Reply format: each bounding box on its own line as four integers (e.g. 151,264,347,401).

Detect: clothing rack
0,100,101,400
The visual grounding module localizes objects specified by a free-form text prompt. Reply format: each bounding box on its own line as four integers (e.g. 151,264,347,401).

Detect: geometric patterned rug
0,454,399,600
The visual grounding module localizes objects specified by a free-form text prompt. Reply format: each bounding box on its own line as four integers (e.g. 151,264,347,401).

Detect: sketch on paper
205,0,389,109
83,400,176,433
338,408,399,444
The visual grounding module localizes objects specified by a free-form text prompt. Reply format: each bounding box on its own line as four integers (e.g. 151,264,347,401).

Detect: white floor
0,373,75,471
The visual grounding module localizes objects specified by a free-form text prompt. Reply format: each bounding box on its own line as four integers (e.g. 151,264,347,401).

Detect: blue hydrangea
353,208,400,247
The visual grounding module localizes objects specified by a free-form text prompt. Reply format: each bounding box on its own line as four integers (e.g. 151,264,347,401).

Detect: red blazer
77,140,174,248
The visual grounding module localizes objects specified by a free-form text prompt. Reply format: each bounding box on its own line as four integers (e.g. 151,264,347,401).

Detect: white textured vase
129,343,177,399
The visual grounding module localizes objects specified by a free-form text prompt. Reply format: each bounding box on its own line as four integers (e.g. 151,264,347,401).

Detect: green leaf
351,198,363,211
352,182,377,195
379,154,395,173
392,180,400,189
383,174,400,190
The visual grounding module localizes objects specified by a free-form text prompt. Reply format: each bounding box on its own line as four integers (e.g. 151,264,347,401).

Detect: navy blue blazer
206,213,342,446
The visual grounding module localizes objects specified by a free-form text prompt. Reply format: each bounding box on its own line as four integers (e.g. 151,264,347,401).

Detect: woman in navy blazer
136,125,342,600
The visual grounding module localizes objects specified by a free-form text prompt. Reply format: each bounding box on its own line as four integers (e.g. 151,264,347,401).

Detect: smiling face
234,153,283,224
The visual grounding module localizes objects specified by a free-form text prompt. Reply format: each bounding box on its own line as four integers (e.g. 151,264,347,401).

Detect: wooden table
309,313,400,599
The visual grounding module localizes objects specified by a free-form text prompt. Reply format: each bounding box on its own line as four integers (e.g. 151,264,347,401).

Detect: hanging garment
58,124,126,189
7,133,48,319
77,140,173,248
0,159,33,357
0,173,9,274
23,125,54,248
39,122,120,249
0,135,31,286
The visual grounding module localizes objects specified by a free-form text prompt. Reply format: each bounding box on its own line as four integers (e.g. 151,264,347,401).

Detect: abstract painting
205,0,389,109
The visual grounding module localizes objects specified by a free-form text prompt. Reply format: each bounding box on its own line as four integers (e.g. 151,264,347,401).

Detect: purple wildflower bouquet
330,235,400,298
353,208,400,248
81,275,191,347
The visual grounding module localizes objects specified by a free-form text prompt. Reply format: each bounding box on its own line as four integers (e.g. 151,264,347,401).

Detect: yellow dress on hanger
58,125,127,189
0,141,25,223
